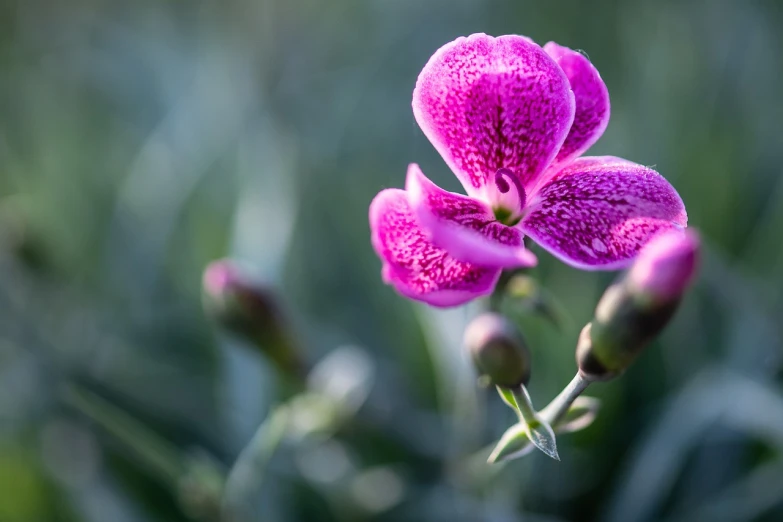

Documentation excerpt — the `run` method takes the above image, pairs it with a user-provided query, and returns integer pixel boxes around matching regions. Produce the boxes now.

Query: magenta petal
[542,43,611,175]
[520,157,687,270]
[405,164,537,268]
[369,188,500,307]
[413,33,575,197]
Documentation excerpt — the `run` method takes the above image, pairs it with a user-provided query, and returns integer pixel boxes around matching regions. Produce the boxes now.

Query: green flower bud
[202,259,304,377]
[464,313,531,388]
[577,230,700,381]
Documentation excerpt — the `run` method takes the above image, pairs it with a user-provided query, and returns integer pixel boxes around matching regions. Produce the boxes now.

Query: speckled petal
[405,164,537,268]
[542,42,610,176]
[369,188,500,307]
[413,33,575,198]
[520,157,687,270]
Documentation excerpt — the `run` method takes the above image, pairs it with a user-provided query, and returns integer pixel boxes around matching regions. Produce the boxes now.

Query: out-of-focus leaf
[606,369,783,522]
[488,424,534,463]
[0,444,78,522]
[503,274,571,330]
[556,396,601,435]
[307,345,374,417]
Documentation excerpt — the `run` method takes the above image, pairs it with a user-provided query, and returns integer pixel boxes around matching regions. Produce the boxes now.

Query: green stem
[510,385,538,426]
[539,372,591,426]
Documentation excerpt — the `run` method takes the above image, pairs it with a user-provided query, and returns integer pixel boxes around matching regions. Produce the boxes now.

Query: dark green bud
[464,313,531,387]
[576,287,680,380]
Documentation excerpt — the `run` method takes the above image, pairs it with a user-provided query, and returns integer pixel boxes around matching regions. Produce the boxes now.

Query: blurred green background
[2,0,783,520]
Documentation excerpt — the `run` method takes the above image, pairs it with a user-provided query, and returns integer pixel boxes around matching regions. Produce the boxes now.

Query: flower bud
[577,230,700,380]
[203,259,304,377]
[627,229,700,303]
[464,313,531,388]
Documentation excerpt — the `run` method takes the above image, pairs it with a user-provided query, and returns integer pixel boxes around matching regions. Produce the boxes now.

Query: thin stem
[221,405,290,522]
[539,372,591,426]
[510,385,538,426]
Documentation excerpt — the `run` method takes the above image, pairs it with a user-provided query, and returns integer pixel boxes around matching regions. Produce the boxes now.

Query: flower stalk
[221,405,291,522]
[539,372,592,426]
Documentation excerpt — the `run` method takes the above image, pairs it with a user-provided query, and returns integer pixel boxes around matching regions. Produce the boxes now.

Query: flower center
[491,168,526,226]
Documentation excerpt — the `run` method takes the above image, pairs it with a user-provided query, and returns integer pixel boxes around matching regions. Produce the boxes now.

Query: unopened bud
[577,230,700,380]
[464,313,531,388]
[627,229,699,303]
[202,259,303,377]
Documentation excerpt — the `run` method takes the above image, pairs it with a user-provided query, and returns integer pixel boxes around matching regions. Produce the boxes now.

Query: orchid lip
[492,168,526,226]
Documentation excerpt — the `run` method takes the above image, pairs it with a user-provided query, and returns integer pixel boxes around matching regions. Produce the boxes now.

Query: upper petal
[405,164,537,268]
[413,33,575,198]
[541,43,611,178]
[520,156,687,270]
[369,188,500,307]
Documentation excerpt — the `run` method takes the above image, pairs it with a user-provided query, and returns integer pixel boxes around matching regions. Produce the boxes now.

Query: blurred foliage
[1,0,783,521]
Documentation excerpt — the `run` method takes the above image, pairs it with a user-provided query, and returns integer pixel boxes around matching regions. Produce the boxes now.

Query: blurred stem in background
[201,259,380,520]
[62,384,225,522]
[221,405,290,522]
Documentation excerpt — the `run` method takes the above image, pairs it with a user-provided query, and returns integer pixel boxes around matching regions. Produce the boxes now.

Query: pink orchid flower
[369,33,687,307]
